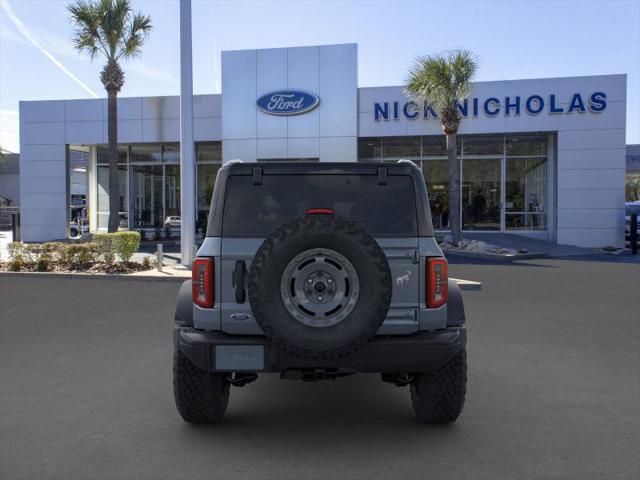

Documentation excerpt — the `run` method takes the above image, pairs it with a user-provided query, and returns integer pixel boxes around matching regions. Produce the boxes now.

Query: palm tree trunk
[107,90,120,233]
[447,132,462,245]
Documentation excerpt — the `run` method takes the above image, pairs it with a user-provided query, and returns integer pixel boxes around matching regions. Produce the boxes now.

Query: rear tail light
[192,258,214,308]
[426,258,448,308]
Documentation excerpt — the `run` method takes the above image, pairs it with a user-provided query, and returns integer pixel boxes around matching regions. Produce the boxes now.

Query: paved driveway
[1,258,639,480]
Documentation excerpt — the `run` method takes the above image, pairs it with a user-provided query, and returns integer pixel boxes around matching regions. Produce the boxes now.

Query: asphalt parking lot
[1,257,639,480]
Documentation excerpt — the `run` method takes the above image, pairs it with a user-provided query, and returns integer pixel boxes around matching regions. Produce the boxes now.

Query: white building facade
[19,43,627,247]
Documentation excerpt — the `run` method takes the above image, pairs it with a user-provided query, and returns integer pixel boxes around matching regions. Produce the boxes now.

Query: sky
[1,0,638,153]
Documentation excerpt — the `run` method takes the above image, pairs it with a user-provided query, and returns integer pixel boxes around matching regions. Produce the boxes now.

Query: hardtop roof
[222,161,422,176]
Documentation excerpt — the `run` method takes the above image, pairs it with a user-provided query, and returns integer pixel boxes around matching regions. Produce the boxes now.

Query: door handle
[233,260,246,304]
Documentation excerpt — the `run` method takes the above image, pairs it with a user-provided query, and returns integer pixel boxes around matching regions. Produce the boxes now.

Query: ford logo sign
[256,90,320,116]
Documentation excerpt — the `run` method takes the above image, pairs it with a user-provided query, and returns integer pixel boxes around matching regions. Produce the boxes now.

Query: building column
[179,0,195,266]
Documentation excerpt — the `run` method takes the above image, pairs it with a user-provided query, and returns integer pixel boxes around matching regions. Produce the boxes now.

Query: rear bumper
[175,326,466,374]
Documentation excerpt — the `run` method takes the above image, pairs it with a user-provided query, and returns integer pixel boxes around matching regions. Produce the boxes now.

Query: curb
[443,249,550,262]
[450,277,482,291]
[0,270,187,283]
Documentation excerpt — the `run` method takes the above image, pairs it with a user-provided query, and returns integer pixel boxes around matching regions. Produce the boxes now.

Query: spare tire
[248,214,391,359]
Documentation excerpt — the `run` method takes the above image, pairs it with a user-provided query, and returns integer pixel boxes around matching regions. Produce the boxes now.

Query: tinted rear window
[222,174,418,236]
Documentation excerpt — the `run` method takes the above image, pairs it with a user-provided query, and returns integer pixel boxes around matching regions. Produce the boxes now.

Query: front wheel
[173,349,230,424]
[410,348,467,424]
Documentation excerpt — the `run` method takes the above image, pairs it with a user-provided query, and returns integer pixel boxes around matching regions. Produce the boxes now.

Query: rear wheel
[173,349,230,424]
[410,348,467,424]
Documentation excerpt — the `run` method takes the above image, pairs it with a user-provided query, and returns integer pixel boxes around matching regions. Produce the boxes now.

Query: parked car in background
[164,216,181,229]
[625,201,640,247]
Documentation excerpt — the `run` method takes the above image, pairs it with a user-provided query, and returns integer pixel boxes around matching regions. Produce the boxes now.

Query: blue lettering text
[589,92,607,112]
[525,95,545,114]
[483,97,500,116]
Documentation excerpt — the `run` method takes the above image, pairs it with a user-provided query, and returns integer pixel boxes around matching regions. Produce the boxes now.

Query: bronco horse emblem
[396,270,411,287]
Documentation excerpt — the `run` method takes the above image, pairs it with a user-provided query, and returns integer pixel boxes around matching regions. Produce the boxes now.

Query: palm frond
[118,12,152,60]
[68,0,107,59]
[405,49,479,114]
[68,0,151,64]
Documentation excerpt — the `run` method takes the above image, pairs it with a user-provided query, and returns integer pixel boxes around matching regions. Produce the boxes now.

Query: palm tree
[68,0,152,232]
[405,50,478,245]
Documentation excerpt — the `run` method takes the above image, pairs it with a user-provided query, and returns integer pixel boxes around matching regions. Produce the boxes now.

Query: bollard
[156,243,163,272]
[631,213,638,255]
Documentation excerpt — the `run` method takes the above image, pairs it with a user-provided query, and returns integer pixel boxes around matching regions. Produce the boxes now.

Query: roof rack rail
[226,159,244,165]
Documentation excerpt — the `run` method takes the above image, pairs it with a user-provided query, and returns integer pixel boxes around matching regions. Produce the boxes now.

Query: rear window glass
[222,174,418,236]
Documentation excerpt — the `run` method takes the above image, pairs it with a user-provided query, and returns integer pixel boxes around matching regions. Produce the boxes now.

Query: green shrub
[8,254,25,272]
[113,231,140,262]
[141,256,153,269]
[37,253,52,272]
[77,243,98,267]
[94,232,140,263]
[54,243,95,269]
[94,233,116,264]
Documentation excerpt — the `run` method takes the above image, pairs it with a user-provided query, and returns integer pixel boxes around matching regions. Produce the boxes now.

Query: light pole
[179,0,195,266]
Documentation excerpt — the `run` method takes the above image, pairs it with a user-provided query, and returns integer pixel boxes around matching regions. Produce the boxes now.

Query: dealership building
[19,43,627,247]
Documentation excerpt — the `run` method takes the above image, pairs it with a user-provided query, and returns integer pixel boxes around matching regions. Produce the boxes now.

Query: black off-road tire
[173,350,230,424]
[410,348,467,424]
[248,214,392,359]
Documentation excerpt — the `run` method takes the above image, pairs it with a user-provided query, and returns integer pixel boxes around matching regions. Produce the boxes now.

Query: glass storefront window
[505,157,547,230]
[97,164,128,229]
[462,158,501,230]
[358,133,549,232]
[93,142,225,235]
[358,138,382,162]
[164,164,181,221]
[97,145,127,164]
[130,164,163,229]
[382,136,421,160]
[505,213,547,230]
[163,144,180,163]
[196,143,222,162]
[131,144,162,163]
[506,134,547,156]
[421,160,449,229]
[421,136,448,157]
[69,148,89,228]
[462,135,503,156]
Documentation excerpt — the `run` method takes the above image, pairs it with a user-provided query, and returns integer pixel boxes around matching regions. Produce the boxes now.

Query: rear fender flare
[446,279,465,326]
[175,280,193,326]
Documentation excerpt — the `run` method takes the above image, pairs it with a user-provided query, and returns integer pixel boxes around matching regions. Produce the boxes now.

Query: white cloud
[129,62,179,85]
[0,110,19,153]
[0,0,99,98]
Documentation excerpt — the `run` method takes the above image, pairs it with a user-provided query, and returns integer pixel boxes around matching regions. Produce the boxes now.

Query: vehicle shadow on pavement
[174,373,464,437]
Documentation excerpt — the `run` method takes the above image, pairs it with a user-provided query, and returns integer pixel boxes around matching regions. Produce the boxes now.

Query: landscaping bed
[0,232,155,274]
[438,238,550,262]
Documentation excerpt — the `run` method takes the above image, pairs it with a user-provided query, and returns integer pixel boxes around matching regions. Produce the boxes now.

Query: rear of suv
[174,161,467,424]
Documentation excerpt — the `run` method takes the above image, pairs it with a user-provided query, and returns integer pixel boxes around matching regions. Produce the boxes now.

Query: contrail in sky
[0,0,99,98]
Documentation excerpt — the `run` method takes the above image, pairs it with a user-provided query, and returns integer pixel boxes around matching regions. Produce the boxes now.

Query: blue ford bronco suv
[173,161,467,424]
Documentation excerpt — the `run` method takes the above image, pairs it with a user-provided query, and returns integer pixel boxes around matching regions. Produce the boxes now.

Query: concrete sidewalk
[463,232,613,257]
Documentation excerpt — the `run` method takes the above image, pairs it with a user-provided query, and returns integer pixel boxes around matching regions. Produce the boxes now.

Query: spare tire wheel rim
[280,248,360,328]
